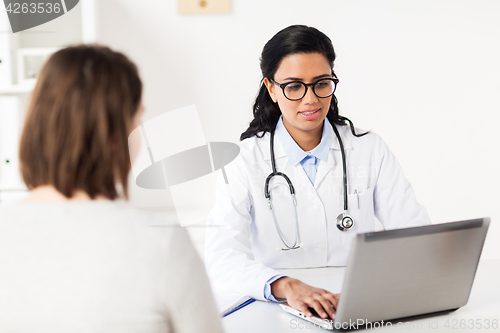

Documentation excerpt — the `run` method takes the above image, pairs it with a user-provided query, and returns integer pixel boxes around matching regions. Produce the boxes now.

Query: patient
[0,45,223,333]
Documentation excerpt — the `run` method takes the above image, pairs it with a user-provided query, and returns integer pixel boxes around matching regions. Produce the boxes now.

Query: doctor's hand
[271,277,339,320]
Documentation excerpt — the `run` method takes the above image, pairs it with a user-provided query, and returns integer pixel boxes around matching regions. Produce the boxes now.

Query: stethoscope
[264,122,354,251]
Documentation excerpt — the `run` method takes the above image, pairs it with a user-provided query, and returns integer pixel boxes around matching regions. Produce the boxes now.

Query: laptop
[280,218,490,330]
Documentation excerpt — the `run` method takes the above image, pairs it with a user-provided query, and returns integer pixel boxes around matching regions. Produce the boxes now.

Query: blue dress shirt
[263,117,332,302]
[275,116,332,185]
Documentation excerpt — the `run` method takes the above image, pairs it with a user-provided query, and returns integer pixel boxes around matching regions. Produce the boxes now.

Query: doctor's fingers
[294,294,336,319]
[294,301,314,318]
[320,291,339,309]
[307,299,331,319]
[312,293,337,319]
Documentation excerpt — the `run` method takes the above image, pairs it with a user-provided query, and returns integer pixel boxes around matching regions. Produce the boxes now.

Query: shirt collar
[275,116,332,166]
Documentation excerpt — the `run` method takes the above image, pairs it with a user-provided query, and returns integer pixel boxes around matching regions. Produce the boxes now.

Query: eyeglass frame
[269,74,339,101]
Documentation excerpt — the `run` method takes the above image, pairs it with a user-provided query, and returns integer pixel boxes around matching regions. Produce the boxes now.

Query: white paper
[213,289,253,315]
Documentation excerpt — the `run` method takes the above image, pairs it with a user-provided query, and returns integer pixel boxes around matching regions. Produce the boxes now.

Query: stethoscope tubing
[331,123,348,211]
[264,122,353,250]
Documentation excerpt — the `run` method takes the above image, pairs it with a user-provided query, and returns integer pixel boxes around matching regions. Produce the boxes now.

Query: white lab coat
[205,123,430,301]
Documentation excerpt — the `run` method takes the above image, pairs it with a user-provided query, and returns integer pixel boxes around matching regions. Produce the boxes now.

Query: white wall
[97,0,500,259]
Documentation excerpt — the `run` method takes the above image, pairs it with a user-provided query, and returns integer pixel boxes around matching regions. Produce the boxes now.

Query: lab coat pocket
[347,186,375,231]
[341,187,376,249]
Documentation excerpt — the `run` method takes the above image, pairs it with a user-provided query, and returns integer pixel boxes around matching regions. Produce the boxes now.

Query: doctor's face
[264,52,333,138]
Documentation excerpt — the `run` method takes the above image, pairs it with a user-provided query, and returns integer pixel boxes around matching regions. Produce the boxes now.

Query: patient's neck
[23,185,107,203]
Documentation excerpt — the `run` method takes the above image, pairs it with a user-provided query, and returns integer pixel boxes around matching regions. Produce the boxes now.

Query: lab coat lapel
[314,124,352,188]
[314,150,336,188]
[264,131,314,189]
[262,132,287,163]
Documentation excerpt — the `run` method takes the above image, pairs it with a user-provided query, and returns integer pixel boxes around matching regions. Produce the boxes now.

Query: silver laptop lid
[335,218,490,325]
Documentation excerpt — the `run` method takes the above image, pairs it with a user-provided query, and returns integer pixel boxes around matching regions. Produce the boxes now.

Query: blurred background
[1,0,499,259]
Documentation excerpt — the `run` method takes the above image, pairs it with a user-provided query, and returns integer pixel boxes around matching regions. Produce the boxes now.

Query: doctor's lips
[299,108,320,120]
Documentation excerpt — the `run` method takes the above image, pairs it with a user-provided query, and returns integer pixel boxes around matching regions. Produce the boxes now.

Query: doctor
[205,25,430,320]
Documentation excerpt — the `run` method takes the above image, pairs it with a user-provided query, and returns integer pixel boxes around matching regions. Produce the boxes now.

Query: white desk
[223,259,500,332]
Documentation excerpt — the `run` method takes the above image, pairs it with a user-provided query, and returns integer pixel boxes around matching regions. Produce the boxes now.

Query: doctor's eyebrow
[283,74,333,81]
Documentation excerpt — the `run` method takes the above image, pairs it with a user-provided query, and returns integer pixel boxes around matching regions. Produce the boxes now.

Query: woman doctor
[205,25,430,320]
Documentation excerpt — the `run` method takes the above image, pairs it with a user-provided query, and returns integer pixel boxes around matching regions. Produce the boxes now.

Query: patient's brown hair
[19,45,142,199]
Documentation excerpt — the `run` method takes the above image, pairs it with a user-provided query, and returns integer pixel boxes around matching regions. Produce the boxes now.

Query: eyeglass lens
[284,79,335,100]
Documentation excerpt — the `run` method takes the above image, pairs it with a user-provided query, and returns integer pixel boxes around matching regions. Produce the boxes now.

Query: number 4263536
[444,319,498,330]
[6,2,62,14]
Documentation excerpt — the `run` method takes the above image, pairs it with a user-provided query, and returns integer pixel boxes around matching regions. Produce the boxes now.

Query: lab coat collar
[314,122,354,187]
[275,117,331,166]
[262,131,286,161]
[262,119,353,162]
[329,122,353,151]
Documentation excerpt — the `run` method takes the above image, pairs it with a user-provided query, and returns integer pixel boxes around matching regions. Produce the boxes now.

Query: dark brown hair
[19,45,142,199]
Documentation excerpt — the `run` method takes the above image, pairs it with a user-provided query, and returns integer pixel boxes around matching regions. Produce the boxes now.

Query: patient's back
[0,200,223,333]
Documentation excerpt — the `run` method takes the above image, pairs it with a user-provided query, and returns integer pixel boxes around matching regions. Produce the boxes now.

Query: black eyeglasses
[270,75,339,101]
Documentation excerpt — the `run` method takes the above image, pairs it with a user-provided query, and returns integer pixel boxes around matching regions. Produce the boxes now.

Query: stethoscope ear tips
[336,213,354,232]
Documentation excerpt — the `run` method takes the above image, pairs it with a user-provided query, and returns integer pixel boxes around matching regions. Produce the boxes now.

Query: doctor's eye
[315,80,331,88]
[285,82,304,91]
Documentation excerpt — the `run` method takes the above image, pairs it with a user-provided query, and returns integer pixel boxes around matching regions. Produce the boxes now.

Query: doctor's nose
[302,86,319,104]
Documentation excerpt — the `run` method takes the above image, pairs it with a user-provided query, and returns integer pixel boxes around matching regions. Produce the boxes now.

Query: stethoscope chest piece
[336,212,354,232]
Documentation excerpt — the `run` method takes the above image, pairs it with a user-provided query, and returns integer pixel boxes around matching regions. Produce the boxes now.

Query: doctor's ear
[263,78,278,103]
